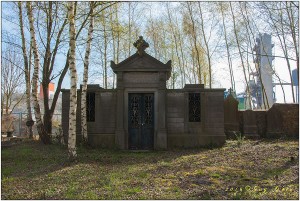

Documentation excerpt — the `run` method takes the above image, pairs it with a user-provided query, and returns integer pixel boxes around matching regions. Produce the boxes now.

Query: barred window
[189,93,201,122]
[87,92,95,122]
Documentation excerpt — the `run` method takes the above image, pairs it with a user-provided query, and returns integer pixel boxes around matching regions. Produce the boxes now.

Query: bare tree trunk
[280,29,296,103]
[178,33,187,86]
[1,47,25,137]
[264,2,296,103]
[273,71,287,103]
[190,42,197,84]
[68,1,77,161]
[40,1,54,139]
[128,2,132,57]
[198,2,212,88]
[103,11,108,89]
[115,4,120,88]
[187,2,202,84]
[229,2,252,109]
[18,2,33,138]
[244,2,286,103]
[26,2,50,143]
[279,3,295,102]
[28,41,34,136]
[110,5,116,89]
[239,2,270,109]
[81,2,94,142]
[220,2,235,91]
[166,3,184,88]
[273,3,295,103]
[172,8,187,86]
[285,2,299,83]
[23,2,99,144]
[171,46,175,89]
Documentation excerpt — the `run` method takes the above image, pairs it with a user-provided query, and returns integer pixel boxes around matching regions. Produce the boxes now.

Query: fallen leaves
[1,139,299,199]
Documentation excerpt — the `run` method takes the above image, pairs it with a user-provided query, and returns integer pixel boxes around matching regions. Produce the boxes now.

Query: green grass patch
[1,139,299,200]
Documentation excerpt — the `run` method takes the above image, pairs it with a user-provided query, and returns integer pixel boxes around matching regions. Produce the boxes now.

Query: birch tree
[26,2,49,143]
[20,2,105,144]
[81,2,95,142]
[68,1,77,160]
[18,1,33,138]
[25,2,69,143]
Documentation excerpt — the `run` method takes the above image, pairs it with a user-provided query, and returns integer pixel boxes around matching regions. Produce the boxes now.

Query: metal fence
[3,113,61,137]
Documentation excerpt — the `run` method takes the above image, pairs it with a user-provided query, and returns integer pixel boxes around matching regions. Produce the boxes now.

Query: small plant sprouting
[234,131,245,148]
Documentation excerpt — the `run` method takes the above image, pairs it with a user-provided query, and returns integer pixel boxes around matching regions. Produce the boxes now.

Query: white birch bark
[26,2,45,138]
[68,2,78,160]
[18,2,33,138]
[81,3,94,142]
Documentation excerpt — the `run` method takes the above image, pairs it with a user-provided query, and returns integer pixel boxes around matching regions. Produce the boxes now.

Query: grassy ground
[1,139,299,199]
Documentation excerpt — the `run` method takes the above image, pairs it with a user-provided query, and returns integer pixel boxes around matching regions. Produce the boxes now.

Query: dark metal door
[128,93,154,150]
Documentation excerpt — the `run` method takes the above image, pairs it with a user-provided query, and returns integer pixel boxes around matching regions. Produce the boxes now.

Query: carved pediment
[111,36,172,80]
[111,52,171,73]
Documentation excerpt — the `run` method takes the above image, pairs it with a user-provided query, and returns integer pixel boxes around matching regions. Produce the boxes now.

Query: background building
[39,82,55,100]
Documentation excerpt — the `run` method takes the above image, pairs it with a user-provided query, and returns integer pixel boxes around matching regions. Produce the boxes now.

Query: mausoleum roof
[111,52,171,73]
[111,36,171,75]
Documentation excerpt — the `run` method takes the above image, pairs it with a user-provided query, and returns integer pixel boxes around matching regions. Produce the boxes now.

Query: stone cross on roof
[133,36,149,56]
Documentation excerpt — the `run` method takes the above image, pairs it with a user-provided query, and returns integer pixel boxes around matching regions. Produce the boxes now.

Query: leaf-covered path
[1,139,298,199]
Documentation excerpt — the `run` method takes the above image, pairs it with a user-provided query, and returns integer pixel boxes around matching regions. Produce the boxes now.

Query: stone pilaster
[115,73,126,149]
[156,73,167,149]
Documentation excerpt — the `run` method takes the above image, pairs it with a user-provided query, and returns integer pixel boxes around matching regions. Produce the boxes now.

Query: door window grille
[189,93,201,122]
[87,92,95,122]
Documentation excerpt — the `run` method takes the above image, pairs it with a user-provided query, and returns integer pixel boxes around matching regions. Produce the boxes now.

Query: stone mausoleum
[61,36,226,150]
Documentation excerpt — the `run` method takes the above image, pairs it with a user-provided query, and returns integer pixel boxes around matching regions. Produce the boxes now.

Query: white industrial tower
[252,33,275,109]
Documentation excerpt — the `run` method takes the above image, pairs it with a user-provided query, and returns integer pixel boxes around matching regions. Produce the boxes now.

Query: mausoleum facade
[61,37,226,149]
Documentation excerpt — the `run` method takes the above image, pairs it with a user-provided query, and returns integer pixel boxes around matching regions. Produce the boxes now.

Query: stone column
[115,72,126,149]
[156,72,167,149]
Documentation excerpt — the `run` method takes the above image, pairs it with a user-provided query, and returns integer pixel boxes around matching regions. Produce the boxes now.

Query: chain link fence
[1,112,61,137]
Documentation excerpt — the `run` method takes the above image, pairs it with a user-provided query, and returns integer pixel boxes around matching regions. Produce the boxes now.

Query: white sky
[1,2,298,104]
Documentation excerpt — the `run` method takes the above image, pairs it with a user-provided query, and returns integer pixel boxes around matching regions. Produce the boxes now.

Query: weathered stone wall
[123,72,160,88]
[61,86,117,147]
[166,90,185,147]
[255,111,267,138]
[224,94,239,138]
[61,89,82,143]
[203,91,226,146]
[266,103,299,138]
[166,88,226,148]
[61,42,228,149]
[88,90,116,147]
[240,110,267,139]
[243,110,259,138]
[236,104,298,138]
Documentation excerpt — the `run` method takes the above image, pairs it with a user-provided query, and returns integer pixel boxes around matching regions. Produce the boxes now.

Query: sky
[1,1,298,104]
